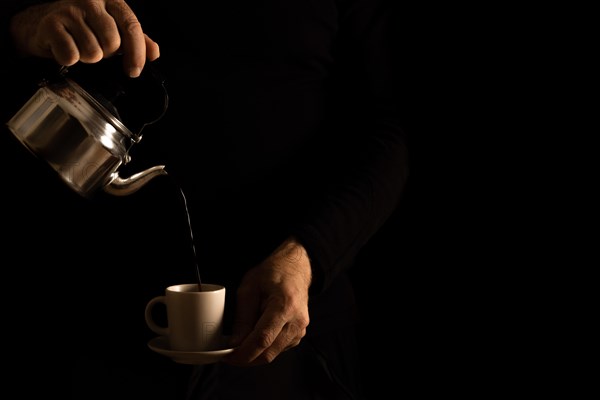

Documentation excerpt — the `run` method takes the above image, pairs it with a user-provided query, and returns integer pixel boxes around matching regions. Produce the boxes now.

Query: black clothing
[132,0,407,295]
[1,1,407,399]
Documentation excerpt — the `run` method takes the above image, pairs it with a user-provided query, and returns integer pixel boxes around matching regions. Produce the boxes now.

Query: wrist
[278,237,312,287]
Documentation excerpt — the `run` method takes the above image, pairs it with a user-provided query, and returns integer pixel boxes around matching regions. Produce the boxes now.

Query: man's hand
[226,237,312,366]
[8,0,159,77]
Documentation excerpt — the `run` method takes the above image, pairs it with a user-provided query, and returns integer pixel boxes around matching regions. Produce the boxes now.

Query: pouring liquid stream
[176,184,202,292]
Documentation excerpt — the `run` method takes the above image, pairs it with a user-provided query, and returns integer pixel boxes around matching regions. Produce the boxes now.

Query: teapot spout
[103,165,168,196]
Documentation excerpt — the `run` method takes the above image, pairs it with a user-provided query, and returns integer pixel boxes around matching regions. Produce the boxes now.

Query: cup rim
[167,283,224,293]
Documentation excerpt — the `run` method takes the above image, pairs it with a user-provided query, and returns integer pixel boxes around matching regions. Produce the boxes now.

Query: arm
[292,0,408,293]
[227,0,407,365]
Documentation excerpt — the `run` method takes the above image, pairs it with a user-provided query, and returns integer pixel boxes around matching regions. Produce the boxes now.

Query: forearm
[291,0,407,294]
[293,117,408,294]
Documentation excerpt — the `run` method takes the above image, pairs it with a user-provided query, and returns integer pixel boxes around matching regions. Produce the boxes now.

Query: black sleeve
[291,0,409,293]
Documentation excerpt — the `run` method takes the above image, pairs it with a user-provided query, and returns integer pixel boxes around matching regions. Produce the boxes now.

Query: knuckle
[121,18,142,36]
[286,322,307,341]
[254,331,275,349]
[297,313,310,328]
[40,14,65,34]
[80,0,103,17]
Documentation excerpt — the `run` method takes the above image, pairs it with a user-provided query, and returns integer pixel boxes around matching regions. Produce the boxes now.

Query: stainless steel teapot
[6,58,168,198]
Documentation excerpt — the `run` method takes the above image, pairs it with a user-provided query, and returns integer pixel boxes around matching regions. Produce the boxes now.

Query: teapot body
[8,78,130,197]
[6,60,168,198]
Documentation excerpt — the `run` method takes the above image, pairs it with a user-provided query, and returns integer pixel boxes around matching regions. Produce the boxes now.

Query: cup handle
[145,296,168,337]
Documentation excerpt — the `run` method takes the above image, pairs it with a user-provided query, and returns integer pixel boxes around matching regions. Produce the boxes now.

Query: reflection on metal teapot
[5,57,169,198]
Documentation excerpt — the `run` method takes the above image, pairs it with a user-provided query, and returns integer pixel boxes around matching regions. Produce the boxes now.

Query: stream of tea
[173,179,203,292]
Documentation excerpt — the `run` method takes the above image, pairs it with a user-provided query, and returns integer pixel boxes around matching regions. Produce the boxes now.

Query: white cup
[145,283,226,352]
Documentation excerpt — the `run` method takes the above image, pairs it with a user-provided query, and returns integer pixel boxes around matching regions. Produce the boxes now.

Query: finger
[228,318,306,366]
[81,4,122,58]
[144,34,160,61]
[44,23,80,66]
[105,1,147,77]
[227,301,287,364]
[34,9,88,66]
[250,321,306,365]
[62,19,104,63]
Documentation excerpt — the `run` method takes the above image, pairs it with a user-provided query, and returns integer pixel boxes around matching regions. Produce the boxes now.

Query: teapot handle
[58,57,169,145]
[129,60,169,143]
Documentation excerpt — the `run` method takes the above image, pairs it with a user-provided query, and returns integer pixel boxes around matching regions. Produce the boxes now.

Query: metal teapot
[6,58,168,198]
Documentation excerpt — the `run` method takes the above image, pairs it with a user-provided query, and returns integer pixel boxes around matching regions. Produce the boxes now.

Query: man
[1,1,407,398]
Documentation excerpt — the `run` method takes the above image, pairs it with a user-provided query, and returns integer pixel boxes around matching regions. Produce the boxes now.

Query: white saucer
[148,336,235,365]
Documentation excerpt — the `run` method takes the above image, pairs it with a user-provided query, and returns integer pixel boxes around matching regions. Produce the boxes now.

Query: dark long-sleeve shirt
[132,0,408,291]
